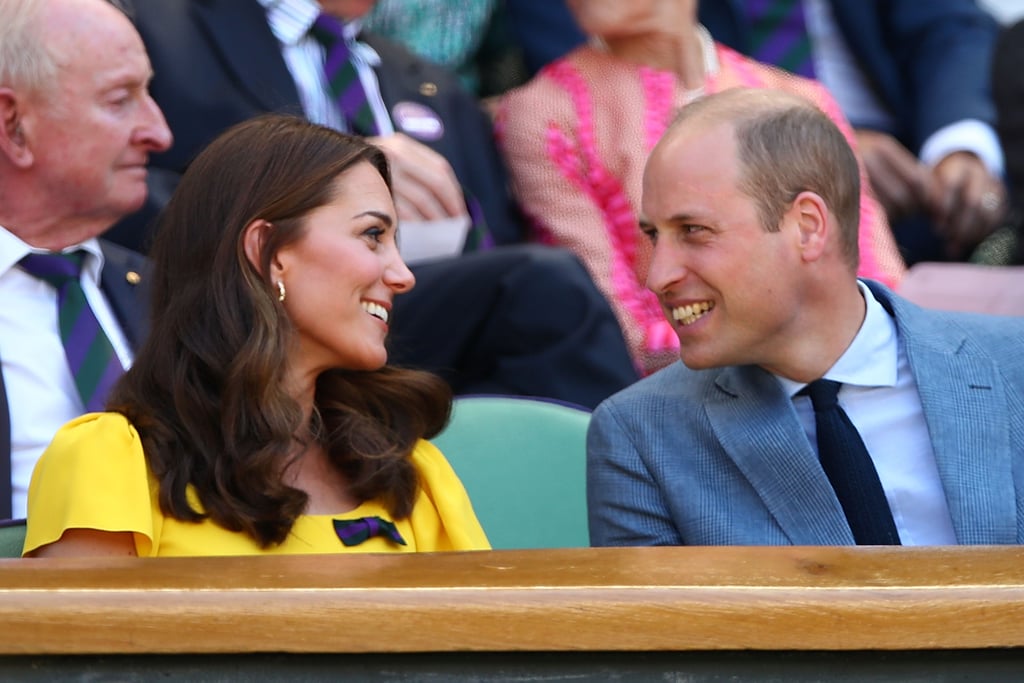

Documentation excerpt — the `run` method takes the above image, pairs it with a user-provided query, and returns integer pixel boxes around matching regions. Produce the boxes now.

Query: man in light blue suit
[587,87,1024,547]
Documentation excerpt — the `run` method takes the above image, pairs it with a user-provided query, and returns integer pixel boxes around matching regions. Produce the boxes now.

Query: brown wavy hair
[109,114,452,547]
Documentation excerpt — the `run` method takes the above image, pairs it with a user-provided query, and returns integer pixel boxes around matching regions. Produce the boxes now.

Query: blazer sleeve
[586,400,684,547]
[881,0,1000,150]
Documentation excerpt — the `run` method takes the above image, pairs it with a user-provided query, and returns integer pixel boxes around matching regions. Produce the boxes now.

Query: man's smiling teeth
[361,301,389,323]
[671,301,713,326]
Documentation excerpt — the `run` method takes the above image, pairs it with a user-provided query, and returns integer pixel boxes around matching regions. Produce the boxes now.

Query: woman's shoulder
[410,438,476,494]
[408,438,453,476]
[33,412,146,484]
[48,411,141,453]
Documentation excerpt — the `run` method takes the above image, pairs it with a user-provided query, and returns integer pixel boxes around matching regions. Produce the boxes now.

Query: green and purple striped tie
[746,0,816,78]
[20,251,124,413]
[311,14,379,136]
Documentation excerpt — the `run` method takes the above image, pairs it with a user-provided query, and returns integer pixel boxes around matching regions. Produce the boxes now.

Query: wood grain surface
[2,545,1022,654]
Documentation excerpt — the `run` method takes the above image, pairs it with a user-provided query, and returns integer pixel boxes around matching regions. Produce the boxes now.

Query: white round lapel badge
[392,101,444,141]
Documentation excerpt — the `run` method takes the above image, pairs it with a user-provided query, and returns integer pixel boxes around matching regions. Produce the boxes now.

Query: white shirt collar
[776,280,899,397]
[258,0,370,58]
[0,225,105,284]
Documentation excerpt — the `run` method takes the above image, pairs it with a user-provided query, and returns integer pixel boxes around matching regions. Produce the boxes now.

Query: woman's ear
[242,218,273,275]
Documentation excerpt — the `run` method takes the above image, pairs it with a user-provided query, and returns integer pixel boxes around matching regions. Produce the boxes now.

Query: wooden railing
[2,546,1023,679]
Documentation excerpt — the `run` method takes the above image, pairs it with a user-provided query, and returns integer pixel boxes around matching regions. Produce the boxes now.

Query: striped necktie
[310,14,380,136]
[19,251,124,413]
[745,0,816,78]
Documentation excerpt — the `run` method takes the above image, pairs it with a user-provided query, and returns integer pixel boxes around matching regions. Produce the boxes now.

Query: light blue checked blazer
[587,281,1024,546]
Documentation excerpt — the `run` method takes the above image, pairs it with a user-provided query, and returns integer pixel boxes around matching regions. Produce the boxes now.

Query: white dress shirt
[257,0,394,134]
[775,282,958,545]
[0,226,133,518]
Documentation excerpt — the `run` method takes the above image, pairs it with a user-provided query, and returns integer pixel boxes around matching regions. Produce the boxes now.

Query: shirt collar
[259,0,365,47]
[776,280,900,397]
[0,224,105,283]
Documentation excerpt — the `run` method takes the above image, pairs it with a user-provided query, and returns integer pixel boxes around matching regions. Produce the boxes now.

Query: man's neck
[0,208,111,252]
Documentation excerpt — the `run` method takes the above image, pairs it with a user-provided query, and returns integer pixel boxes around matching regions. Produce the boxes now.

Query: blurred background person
[699,0,1009,265]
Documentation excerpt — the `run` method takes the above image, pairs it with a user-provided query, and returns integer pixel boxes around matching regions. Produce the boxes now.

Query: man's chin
[113,187,149,216]
[677,350,722,371]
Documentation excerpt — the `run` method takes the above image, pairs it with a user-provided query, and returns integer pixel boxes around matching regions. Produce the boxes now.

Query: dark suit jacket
[699,0,1000,155]
[107,0,522,252]
[0,240,150,518]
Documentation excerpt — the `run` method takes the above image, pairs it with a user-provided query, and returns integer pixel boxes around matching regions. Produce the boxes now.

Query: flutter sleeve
[23,412,159,556]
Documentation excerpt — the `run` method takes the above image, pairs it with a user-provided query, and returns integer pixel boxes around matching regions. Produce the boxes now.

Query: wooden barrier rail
[2,545,1024,680]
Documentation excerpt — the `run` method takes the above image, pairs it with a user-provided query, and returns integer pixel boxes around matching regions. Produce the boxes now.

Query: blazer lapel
[99,243,150,352]
[193,0,301,112]
[904,326,1016,544]
[706,366,855,545]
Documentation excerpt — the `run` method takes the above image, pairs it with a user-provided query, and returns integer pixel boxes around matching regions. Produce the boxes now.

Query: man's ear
[791,191,829,262]
[0,88,33,168]
[242,218,274,275]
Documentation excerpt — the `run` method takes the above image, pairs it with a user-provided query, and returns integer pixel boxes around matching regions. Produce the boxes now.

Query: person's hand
[930,151,1007,259]
[367,133,467,221]
[855,129,937,223]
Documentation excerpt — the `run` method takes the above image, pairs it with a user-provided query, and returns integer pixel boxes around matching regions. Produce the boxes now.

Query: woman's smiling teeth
[361,301,389,323]
[671,301,713,326]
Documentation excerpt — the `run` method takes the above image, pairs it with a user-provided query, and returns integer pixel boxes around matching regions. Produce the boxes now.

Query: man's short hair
[672,88,861,270]
[0,0,132,94]
[0,0,56,92]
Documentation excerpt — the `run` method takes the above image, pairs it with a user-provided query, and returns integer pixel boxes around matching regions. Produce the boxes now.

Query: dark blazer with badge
[0,240,150,518]
[107,0,523,251]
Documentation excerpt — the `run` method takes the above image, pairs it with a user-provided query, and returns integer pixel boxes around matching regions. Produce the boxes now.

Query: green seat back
[431,396,591,549]
[0,519,27,558]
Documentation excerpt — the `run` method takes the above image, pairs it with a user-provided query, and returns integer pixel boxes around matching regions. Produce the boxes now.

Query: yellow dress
[23,413,489,556]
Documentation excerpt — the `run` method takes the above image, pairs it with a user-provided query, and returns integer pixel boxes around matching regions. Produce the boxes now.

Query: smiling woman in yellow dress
[22,114,489,557]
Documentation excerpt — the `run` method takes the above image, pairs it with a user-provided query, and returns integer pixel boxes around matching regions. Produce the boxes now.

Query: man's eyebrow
[639,213,701,230]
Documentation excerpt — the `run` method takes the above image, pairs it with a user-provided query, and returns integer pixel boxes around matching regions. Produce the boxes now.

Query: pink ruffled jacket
[496,42,906,374]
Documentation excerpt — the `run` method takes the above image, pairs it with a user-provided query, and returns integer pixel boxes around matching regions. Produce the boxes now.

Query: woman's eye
[363,227,385,243]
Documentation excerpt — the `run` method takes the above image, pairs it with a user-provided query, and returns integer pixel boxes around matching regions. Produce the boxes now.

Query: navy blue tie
[802,380,900,545]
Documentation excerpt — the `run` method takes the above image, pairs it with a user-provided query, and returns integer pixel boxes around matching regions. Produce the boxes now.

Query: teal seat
[431,396,591,549]
[0,519,27,558]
